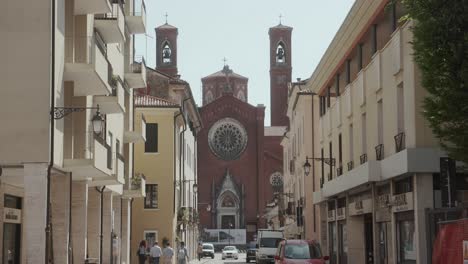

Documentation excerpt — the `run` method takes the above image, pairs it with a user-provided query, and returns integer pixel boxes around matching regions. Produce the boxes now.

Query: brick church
[196,23,293,242]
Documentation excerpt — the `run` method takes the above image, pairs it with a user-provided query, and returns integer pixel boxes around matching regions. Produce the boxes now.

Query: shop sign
[4,208,21,224]
[377,194,390,208]
[336,207,346,220]
[392,192,414,213]
[327,209,336,222]
[349,199,372,216]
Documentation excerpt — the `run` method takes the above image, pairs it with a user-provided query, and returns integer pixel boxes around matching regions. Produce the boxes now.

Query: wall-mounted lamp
[303,156,336,176]
[52,105,104,135]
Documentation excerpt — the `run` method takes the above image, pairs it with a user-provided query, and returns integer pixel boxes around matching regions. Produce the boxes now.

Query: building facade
[131,21,202,262]
[0,0,147,263]
[283,1,468,264]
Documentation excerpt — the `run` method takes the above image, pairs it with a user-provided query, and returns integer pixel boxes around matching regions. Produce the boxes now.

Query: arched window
[221,195,236,207]
[276,42,286,64]
[237,90,246,102]
[162,41,172,64]
[205,90,214,104]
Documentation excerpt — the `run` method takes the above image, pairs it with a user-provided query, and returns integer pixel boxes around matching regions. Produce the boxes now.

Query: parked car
[222,246,239,260]
[201,243,215,259]
[256,230,284,264]
[274,240,329,264]
[247,242,258,263]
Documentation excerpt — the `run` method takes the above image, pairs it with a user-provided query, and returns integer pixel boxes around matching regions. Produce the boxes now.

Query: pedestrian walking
[162,242,174,264]
[150,241,162,264]
[197,243,203,261]
[137,240,147,264]
[177,241,189,264]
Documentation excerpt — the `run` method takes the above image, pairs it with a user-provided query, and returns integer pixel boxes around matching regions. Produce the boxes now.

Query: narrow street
[191,253,248,264]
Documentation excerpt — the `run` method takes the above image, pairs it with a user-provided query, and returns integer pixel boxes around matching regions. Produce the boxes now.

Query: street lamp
[228,222,233,245]
[193,183,198,194]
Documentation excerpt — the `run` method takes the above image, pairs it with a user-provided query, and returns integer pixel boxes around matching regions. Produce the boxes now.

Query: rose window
[208,118,248,160]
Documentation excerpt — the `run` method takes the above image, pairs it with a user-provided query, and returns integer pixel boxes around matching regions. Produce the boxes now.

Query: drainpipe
[173,112,182,215]
[46,0,56,262]
[96,186,106,264]
[69,172,73,264]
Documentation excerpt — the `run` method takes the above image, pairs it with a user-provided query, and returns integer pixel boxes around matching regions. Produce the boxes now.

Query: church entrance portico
[214,169,244,229]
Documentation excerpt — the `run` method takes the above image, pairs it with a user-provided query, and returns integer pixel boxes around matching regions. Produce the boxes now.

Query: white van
[256,230,284,264]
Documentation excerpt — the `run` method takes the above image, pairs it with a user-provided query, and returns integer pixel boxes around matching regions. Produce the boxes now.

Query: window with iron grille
[145,184,158,209]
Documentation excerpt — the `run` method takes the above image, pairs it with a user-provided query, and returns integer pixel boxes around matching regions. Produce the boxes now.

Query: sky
[135,0,355,125]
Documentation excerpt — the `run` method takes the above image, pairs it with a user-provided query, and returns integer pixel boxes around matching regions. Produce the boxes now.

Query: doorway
[377,222,390,264]
[3,195,22,264]
[364,214,374,264]
[338,221,347,264]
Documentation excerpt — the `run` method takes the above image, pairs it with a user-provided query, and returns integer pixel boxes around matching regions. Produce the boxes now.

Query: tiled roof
[134,95,179,108]
[270,23,293,30]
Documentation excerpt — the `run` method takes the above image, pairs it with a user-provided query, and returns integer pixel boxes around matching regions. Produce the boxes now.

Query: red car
[274,239,329,264]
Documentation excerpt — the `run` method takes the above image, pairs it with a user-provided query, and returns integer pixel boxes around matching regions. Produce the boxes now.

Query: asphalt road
[191,253,251,264]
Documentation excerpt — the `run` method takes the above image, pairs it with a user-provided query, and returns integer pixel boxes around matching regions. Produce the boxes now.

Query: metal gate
[425,207,468,263]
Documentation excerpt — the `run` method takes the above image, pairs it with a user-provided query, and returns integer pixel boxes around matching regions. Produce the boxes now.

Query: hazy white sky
[135,0,355,125]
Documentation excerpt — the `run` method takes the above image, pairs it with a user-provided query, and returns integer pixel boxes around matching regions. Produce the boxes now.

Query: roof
[269,23,293,30]
[134,95,179,108]
[156,23,177,30]
[202,65,248,80]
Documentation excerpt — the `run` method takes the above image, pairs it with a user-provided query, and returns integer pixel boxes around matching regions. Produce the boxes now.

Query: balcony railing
[327,173,332,181]
[360,153,367,165]
[347,161,354,171]
[375,144,384,161]
[394,132,406,153]
[320,177,324,188]
[336,166,343,176]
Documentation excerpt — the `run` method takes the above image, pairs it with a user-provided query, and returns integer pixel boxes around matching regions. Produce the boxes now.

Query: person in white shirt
[162,242,174,264]
[150,242,162,264]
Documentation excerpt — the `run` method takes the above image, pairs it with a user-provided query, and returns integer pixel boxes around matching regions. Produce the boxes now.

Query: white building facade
[0,0,147,263]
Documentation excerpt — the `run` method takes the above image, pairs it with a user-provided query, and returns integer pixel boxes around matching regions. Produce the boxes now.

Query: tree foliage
[401,0,468,163]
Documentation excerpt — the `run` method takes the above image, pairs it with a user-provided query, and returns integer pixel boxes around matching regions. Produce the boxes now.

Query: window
[144,230,158,248]
[335,74,340,96]
[329,141,333,179]
[145,123,158,153]
[372,24,378,54]
[397,83,405,133]
[321,148,324,183]
[361,113,367,154]
[260,238,283,248]
[284,244,322,259]
[346,59,351,84]
[378,100,384,144]
[162,42,171,64]
[349,124,354,164]
[338,134,343,166]
[145,184,159,209]
[276,42,286,64]
[358,44,363,70]
[327,87,331,108]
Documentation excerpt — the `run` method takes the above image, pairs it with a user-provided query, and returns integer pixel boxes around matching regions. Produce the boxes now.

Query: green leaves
[403,0,468,163]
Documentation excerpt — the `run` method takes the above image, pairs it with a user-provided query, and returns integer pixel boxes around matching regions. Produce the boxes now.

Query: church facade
[197,23,293,242]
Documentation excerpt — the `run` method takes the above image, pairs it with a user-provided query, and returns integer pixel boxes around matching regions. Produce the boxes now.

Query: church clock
[208,118,248,160]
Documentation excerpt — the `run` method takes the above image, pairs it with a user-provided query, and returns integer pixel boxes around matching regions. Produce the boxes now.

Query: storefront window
[398,220,416,264]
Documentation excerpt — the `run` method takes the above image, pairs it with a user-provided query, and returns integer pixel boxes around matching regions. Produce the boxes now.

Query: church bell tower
[155,21,178,77]
[269,22,292,126]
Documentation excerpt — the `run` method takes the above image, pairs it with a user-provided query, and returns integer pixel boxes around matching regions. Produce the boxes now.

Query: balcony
[94,76,125,114]
[94,3,125,43]
[394,132,406,153]
[126,0,146,34]
[74,0,111,15]
[65,135,112,181]
[124,174,146,198]
[88,151,125,186]
[125,58,147,89]
[64,35,112,96]
[321,160,381,198]
[124,114,146,143]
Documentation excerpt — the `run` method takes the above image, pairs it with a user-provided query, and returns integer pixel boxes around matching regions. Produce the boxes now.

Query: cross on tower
[164,12,168,24]
[223,57,228,66]
[279,14,283,25]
